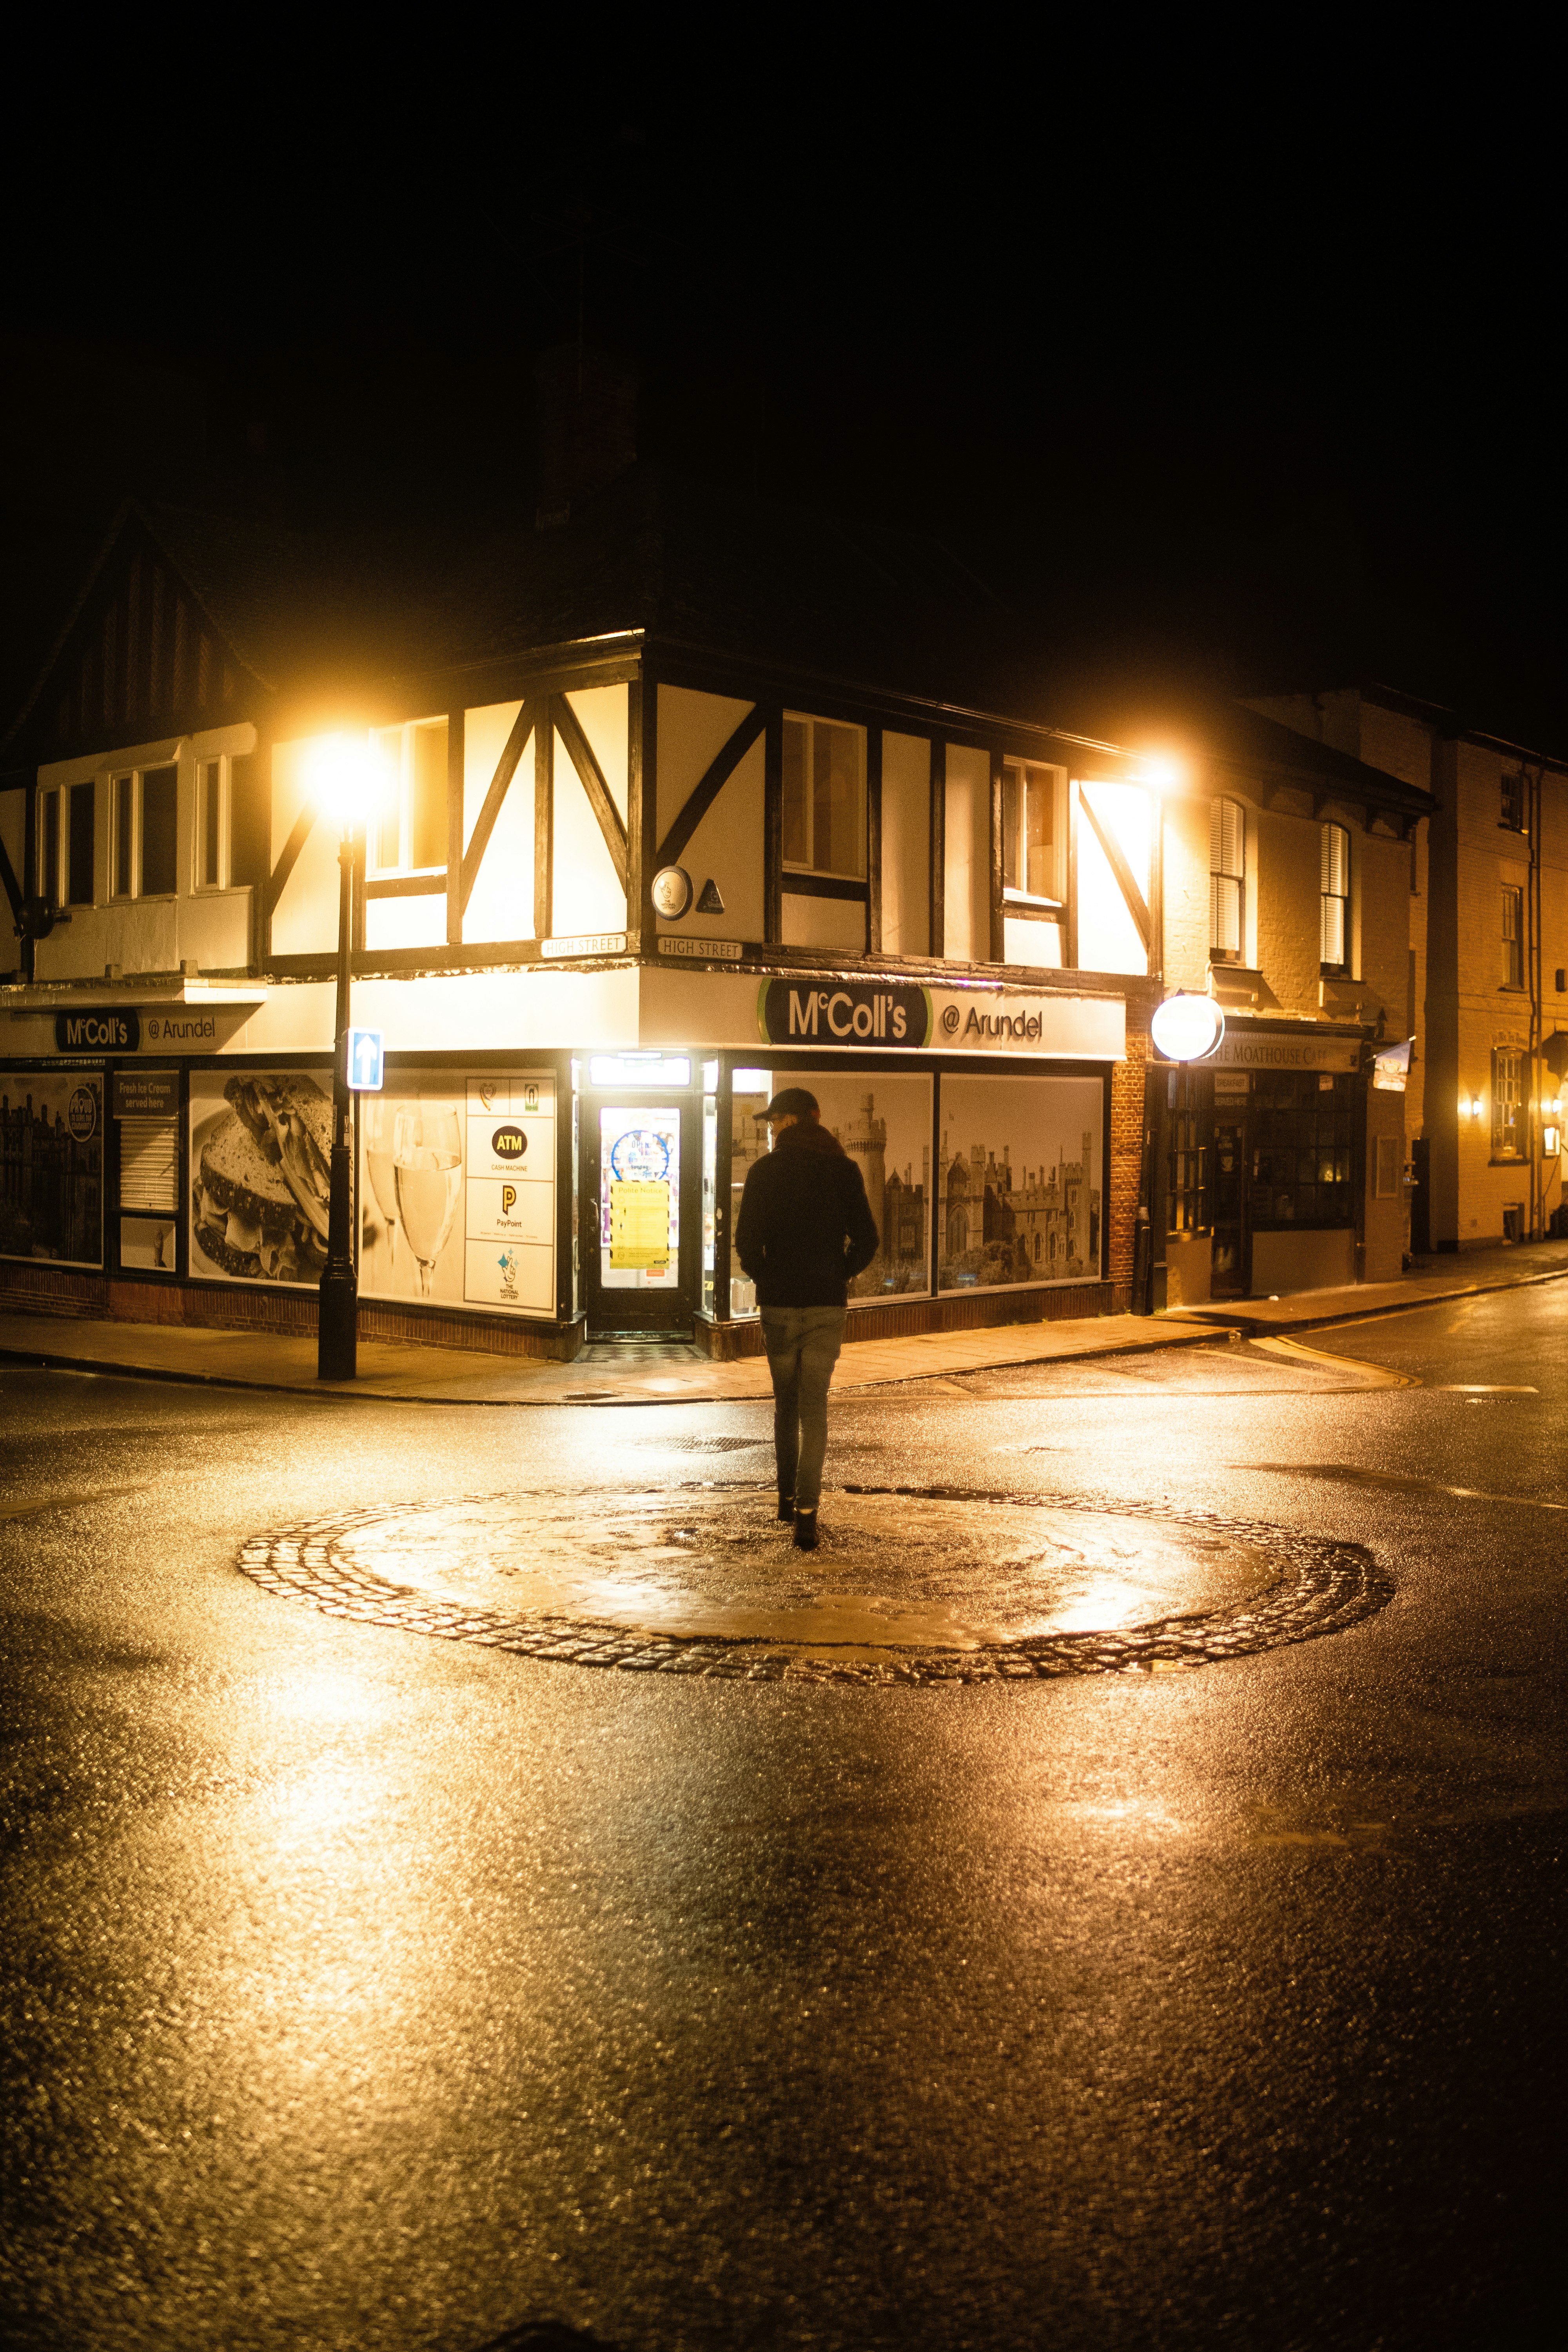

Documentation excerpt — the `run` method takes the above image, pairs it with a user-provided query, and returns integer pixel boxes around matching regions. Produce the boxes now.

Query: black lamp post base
[318,1136,358,1380]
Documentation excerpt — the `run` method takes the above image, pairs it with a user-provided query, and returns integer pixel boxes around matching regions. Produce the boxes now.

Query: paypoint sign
[758,979,931,1047]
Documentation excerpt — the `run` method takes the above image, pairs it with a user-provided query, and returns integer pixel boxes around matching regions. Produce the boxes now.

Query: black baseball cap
[761,1087,819,1121]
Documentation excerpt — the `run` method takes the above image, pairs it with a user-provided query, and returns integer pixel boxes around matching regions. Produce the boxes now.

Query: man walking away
[734,1088,879,1550]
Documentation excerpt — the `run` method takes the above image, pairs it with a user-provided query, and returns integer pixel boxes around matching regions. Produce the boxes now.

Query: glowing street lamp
[1150,991,1225,1063]
[311,735,386,1380]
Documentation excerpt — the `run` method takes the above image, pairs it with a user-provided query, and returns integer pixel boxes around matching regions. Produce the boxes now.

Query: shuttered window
[1320,822,1350,971]
[1501,886,1524,988]
[118,1116,180,1211]
[1209,797,1245,958]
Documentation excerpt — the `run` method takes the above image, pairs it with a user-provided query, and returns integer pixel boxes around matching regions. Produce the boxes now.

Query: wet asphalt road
[2,1287,1564,2351]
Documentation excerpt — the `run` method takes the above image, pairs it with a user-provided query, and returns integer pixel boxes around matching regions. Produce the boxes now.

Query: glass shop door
[582,1096,701,1337]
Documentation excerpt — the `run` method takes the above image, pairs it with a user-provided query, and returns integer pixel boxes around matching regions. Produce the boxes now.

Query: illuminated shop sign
[53,1009,140,1052]
[758,980,931,1047]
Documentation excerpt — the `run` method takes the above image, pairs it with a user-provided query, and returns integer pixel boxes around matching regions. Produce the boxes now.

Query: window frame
[1500,771,1526,832]
[780,711,867,883]
[194,755,232,892]
[1319,820,1350,976]
[1209,795,1246,963]
[1000,758,1066,906]
[1501,883,1525,991]
[1490,1046,1524,1158]
[103,764,178,901]
[368,716,450,877]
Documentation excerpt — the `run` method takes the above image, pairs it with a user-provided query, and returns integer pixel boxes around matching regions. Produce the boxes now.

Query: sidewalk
[3,1240,1564,1405]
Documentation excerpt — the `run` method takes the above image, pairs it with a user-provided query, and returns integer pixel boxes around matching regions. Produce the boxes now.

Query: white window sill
[1003,891,1063,911]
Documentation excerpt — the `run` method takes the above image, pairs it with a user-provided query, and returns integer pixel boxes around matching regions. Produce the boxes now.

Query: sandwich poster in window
[359,1072,555,1317]
[190,1071,334,1285]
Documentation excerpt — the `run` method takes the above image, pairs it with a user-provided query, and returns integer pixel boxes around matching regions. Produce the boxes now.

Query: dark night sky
[3,78,1561,750]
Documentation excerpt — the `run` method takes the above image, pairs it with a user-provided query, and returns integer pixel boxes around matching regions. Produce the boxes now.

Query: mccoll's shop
[0,962,1130,1357]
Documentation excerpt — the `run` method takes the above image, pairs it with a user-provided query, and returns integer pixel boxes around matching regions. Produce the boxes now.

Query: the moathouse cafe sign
[757,979,1056,1050]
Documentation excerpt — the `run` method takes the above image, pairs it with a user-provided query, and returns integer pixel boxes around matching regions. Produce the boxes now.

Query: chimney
[535,343,638,528]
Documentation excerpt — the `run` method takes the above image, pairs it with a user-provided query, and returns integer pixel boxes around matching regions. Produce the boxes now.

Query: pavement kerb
[0,1319,1230,1406]
[3,1255,1565,1405]
[1163,1258,1568,1341]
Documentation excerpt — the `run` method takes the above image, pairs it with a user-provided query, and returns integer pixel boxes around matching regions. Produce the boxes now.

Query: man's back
[735,1123,879,1307]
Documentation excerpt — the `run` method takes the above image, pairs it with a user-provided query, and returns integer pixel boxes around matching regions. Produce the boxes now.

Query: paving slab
[1166,1238,1568,1337]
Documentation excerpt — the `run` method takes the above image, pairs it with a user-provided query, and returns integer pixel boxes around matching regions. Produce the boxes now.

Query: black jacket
[735,1121,880,1308]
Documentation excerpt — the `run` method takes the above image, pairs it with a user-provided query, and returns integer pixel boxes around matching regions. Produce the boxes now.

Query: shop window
[108,766,177,899]
[1209,797,1245,960]
[1002,760,1064,901]
[196,758,230,888]
[1320,822,1350,973]
[1165,1067,1208,1235]
[370,717,449,873]
[1491,1047,1523,1157]
[1501,885,1524,989]
[1250,1071,1353,1228]
[37,782,95,907]
[782,714,864,880]
[1500,770,1526,831]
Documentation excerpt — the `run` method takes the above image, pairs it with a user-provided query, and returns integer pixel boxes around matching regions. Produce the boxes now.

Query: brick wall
[1108,1029,1146,1304]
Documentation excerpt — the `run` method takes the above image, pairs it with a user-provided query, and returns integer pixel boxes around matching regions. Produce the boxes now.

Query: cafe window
[109,765,178,899]
[370,716,449,874]
[1491,1047,1523,1157]
[37,781,96,907]
[782,714,864,880]
[1002,760,1064,901]
[1209,797,1245,960]
[1501,886,1524,989]
[1320,822,1350,973]
[1249,1071,1353,1229]
[1165,1067,1208,1235]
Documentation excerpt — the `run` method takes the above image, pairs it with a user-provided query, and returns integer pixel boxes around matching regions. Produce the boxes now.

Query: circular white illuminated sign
[1150,993,1225,1062]
[651,864,692,919]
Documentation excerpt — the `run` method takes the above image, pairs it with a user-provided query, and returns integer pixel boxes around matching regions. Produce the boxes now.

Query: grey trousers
[760,1305,846,1512]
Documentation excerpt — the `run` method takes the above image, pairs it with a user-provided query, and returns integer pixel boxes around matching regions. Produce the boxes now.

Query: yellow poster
[610,1179,670,1269]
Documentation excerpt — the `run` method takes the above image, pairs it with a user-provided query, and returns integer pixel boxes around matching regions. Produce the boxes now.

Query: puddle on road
[330,1487,1268,1655]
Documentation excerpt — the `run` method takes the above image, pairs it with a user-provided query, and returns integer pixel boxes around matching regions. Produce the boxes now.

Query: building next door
[1210,1083,1250,1298]
[582,1089,701,1338]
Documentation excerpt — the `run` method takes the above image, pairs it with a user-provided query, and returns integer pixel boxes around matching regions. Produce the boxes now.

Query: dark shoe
[793,1509,818,1552]
[777,1496,795,1523]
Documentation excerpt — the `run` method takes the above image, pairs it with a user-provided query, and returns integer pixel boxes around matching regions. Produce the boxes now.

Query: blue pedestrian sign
[346,1028,385,1092]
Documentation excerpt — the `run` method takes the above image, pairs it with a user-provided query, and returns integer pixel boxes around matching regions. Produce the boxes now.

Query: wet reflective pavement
[2,1299,1564,2349]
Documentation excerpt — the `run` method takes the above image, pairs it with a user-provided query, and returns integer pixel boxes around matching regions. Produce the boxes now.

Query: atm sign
[492,1124,528,1161]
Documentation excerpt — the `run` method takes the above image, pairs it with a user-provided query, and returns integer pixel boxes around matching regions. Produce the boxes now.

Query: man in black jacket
[734,1088,879,1550]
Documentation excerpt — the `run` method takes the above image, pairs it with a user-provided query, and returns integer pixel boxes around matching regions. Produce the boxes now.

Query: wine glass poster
[359,1072,556,1316]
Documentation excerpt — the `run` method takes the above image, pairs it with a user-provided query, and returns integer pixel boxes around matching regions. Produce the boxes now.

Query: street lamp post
[314,737,381,1382]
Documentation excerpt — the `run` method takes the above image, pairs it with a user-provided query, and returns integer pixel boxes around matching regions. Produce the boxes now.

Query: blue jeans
[760,1305,846,1512]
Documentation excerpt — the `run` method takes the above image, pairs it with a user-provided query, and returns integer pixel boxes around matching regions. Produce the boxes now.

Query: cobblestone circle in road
[236,1481,1394,1685]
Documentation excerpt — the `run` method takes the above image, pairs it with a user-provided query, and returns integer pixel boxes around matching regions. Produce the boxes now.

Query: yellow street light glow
[309,734,388,833]
[1137,756,1182,789]
[1150,992,1224,1062]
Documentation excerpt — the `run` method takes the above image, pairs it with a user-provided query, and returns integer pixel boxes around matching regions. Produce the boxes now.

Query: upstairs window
[1002,760,1064,900]
[109,765,177,899]
[782,714,864,879]
[1500,770,1526,831]
[1319,822,1350,972]
[197,757,230,889]
[1209,797,1245,960]
[1491,1047,1523,1156]
[1501,884,1524,989]
[370,717,449,873]
[37,781,95,907]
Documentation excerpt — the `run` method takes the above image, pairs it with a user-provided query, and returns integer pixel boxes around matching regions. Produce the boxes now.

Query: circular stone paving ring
[236,1482,1393,1686]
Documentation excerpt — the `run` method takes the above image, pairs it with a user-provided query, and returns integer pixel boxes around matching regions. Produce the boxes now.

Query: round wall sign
[1150,993,1225,1063]
[651,865,692,920]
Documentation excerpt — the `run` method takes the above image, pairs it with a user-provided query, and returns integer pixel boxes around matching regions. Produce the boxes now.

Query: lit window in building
[1209,797,1245,959]
[1320,822,1350,972]
[106,766,177,898]
[782,715,864,878]
[1165,1067,1208,1235]
[370,717,449,873]
[198,759,229,887]
[1491,1047,1523,1156]
[1501,885,1524,989]
[1002,760,1064,900]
